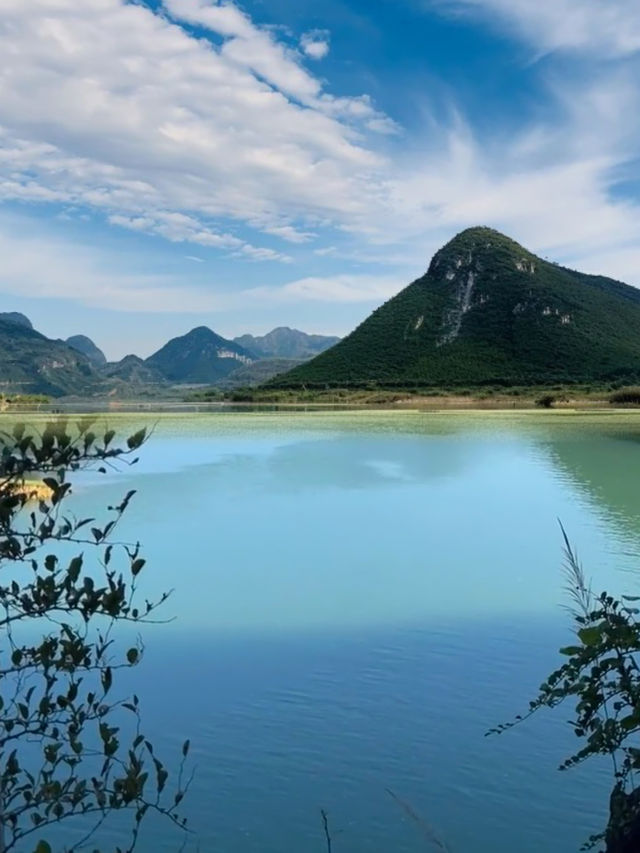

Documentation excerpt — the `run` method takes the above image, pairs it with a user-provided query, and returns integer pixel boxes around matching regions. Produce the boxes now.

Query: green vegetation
[146,326,254,384]
[0,313,32,330]
[65,335,107,367]
[493,530,640,852]
[183,381,626,409]
[270,227,640,390]
[217,357,304,388]
[609,388,640,406]
[0,316,339,399]
[0,318,97,397]
[103,354,166,387]
[0,394,50,407]
[0,421,189,851]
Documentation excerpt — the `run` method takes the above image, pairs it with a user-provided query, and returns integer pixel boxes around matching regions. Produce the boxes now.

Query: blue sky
[1,0,639,358]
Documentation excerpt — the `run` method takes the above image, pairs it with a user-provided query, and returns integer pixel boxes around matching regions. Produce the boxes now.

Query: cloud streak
[433,0,640,58]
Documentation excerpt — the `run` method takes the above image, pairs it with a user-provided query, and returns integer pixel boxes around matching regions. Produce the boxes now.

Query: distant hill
[219,357,304,388]
[146,326,254,383]
[66,335,107,366]
[234,327,340,359]
[270,227,640,388]
[0,312,33,330]
[0,318,96,396]
[104,354,166,385]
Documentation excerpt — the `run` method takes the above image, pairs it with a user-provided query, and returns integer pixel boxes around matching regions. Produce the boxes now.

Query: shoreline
[0,398,639,416]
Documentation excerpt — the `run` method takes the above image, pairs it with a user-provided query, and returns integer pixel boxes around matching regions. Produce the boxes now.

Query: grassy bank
[185,383,640,410]
[0,385,639,415]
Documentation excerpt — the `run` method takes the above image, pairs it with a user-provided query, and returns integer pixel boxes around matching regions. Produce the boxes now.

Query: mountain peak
[66,334,107,366]
[271,228,640,389]
[428,227,531,277]
[0,312,33,330]
[147,326,253,383]
[234,327,340,359]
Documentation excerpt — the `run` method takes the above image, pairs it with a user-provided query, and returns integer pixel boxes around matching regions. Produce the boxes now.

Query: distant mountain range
[234,327,340,359]
[6,225,640,397]
[0,321,340,396]
[270,227,640,388]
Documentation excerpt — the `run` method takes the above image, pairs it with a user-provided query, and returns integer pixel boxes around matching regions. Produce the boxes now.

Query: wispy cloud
[432,0,640,58]
[247,274,404,304]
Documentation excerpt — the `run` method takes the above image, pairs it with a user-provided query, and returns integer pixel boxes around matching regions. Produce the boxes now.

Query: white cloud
[381,71,640,262]
[248,274,403,304]
[0,0,392,260]
[163,0,322,103]
[434,0,640,58]
[1,0,640,313]
[300,30,330,60]
[107,211,292,261]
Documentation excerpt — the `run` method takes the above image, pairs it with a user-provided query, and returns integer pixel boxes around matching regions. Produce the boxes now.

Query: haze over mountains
[0,321,339,396]
[234,328,340,360]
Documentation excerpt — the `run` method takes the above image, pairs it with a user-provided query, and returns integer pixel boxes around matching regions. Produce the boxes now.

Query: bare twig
[386,789,452,852]
[320,808,332,853]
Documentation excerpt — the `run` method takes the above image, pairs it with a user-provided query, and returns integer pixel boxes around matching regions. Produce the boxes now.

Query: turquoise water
[40,412,640,851]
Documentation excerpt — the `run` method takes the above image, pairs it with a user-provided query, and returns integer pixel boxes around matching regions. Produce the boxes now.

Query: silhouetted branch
[386,789,452,852]
[320,808,332,853]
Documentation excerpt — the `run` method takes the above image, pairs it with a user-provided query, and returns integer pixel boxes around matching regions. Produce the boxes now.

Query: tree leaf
[577,626,601,646]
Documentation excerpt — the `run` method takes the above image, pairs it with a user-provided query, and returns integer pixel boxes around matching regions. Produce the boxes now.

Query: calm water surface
[43,412,640,852]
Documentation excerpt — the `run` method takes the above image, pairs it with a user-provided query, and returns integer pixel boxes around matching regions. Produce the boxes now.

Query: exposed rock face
[66,335,107,366]
[437,270,476,346]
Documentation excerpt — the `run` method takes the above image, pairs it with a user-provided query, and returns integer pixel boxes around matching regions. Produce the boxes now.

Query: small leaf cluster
[490,530,640,852]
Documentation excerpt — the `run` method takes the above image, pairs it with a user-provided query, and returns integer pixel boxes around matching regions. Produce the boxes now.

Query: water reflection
[37,412,640,853]
[61,413,640,635]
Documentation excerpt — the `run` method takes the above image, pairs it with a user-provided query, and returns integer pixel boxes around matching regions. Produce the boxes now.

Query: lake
[36,411,640,852]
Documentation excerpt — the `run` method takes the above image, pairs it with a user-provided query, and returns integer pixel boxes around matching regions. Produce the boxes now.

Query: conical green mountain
[270,227,640,388]
[146,326,254,383]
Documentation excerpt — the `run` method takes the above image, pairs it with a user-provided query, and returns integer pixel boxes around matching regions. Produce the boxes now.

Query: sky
[1,0,639,359]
